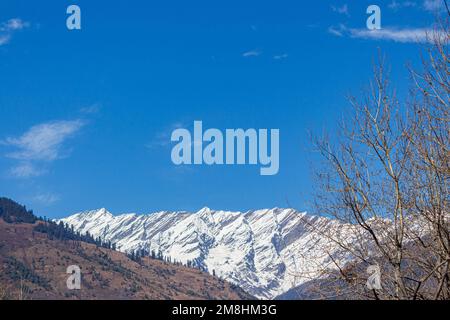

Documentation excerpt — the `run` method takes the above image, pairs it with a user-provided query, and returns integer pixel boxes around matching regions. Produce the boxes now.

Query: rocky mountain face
[60,208,355,299]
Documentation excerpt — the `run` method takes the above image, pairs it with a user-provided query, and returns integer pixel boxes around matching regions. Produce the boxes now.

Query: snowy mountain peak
[77,207,111,216]
[196,206,213,214]
[59,207,351,299]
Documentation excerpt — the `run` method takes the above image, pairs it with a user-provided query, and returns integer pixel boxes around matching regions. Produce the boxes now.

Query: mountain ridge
[0,197,253,300]
[60,207,354,299]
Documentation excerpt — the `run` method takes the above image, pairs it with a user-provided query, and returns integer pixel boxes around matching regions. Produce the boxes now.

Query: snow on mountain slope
[59,208,354,299]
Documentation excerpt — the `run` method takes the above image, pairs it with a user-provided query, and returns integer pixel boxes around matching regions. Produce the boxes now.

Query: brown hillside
[0,219,253,300]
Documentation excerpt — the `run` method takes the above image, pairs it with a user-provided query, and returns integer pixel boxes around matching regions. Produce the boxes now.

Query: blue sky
[0,0,445,218]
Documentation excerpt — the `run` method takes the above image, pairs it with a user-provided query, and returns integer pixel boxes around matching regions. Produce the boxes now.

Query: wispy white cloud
[0,18,30,46]
[10,163,45,178]
[388,1,417,10]
[423,0,445,12]
[1,120,85,178]
[273,53,289,60]
[0,34,11,46]
[387,0,447,12]
[349,27,442,43]
[328,24,347,37]
[80,103,101,115]
[33,193,60,205]
[242,49,262,57]
[147,121,189,149]
[2,120,85,161]
[328,24,445,43]
[0,18,29,31]
[331,4,350,16]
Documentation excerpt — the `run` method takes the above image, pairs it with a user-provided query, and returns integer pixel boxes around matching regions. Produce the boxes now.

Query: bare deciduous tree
[305,19,449,300]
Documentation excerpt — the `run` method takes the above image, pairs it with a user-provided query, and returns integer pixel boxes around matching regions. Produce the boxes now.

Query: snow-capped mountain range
[59,207,354,299]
